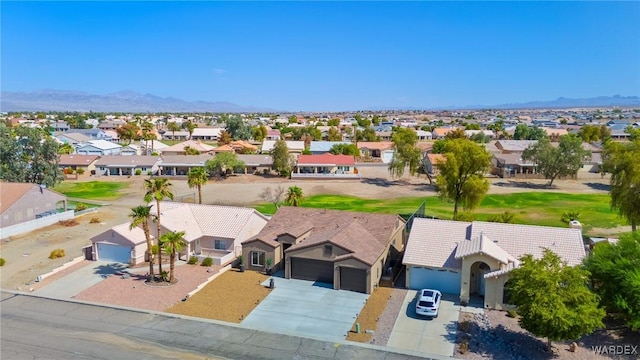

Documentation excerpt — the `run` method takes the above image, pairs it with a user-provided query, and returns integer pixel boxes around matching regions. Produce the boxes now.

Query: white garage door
[97,243,131,264]
[381,150,394,164]
[409,266,461,295]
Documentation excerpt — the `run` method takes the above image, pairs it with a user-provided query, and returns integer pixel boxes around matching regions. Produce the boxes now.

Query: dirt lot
[0,168,613,292]
[166,269,270,323]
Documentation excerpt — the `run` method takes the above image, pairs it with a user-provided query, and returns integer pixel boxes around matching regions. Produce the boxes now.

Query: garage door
[409,266,461,295]
[291,257,334,284]
[97,243,131,264]
[340,267,367,293]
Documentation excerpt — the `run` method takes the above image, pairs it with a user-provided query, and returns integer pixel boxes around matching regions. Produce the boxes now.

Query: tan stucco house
[1,183,67,228]
[403,218,585,310]
[90,222,151,265]
[241,207,406,294]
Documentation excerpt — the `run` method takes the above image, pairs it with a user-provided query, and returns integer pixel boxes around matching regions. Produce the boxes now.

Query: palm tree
[182,120,197,140]
[167,121,180,144]
[160,230,186,283]
[129,205,155,282]
[187,167,209,204]
[144,178,174,276]
[57,143,75,155]
[285,186,304,206]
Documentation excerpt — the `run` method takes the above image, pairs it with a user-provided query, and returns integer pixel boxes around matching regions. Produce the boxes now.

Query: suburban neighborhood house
[292,154,359,178]
[90,222,151,265]
[150,202,269,265]
[241,207,406,294]
[403,218,585,310]
[0,183,68,228]
[94,155,162,176]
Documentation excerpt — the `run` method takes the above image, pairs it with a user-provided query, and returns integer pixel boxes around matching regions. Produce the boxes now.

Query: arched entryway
[469,261,491,297]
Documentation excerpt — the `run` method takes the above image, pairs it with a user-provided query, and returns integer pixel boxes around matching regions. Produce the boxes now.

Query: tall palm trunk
[144,223,155,282]
[156,199,163,276]
[198,185,202,204]
[169,250,176,283]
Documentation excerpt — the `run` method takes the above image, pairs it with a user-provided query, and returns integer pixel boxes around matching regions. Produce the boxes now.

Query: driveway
[241,274,369,343]
[386,291,460,357]
[35,261,128,299]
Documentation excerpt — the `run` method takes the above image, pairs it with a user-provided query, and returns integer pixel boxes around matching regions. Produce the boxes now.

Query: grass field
[53,181,129,201]
[254,192,624,235]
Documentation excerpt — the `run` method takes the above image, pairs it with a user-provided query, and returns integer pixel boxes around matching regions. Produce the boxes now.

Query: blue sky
[2,1,639,111]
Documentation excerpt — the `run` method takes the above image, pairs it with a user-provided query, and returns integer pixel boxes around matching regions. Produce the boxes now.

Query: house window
[251,251,265,266]
[214,240,226,250]
[323,245,333,257]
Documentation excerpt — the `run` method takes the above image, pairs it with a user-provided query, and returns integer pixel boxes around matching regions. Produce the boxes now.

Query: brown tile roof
[58,155,100,166]
[426,153,446,165]
[243,207,403,266]
[161,140,215,153]
[357,142,394,151]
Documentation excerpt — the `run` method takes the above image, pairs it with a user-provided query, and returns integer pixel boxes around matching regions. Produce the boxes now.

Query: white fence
[36,255,85,282]
[0,210,75,239]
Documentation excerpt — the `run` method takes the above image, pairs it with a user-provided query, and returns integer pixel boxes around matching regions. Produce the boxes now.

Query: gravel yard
[74,264,221,311]
[457,310,640,360]
[346,287,408,346]
[166,269,270,323]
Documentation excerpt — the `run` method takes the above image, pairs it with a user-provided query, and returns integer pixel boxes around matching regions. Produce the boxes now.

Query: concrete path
[387,291,459,357]
[241,275,369,343]
[35,261,127,299]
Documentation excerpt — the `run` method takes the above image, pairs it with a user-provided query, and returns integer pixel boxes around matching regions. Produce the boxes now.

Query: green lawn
[254,192,624,235]
[53,181,129,201]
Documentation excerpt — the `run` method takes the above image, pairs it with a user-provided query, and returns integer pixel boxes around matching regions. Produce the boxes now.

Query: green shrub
[89,217,101,224]
[49,248,65,259]
[187,256,198,265]
[75,203,87,211]
[487,211,515,224]
[147,171,153,176]
[0,258,5,266]
[135,169,142,175]
[201,257,213,267]
[561,210,581,224]
[507,309,519,318]
[76,168,85,175]
[454,212,476,222]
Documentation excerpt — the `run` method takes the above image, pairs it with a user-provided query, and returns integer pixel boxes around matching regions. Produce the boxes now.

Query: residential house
[162,130,191,141]
[0,183,67,228]
[488,140,538,178]
[58,154,100,176]
[75,140,122,156]
[55,132,92,146]
[423,153,446,177]
[376,131,393,141]
[403,218,585,310]
[97,120,124,131]
[90,222,152,265]
[432,127,462,139]
[50,121,70,132]
[464,130,495,139]
[160,140,215,156]
[211,145,235,154]
[121,144,141,156]
[415,130,433,141]
[293,154,359,179]
[152,202,269,265]
[94,155,161,176]
[308,141,351,155]
[70,128,111,141]
[159,154,212,176]
[229,140,258,154]
[261,140,305,157]
[266,129,281,140]
[234,155,273,174]
[241,207,406,294]
[191,127,222,141]
[357,141,394,163]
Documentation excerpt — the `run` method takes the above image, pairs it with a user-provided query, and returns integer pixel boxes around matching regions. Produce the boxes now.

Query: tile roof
[261,140,305,152]
[357,141,394,151]
[91,222,151,246]
[296,154,355,166]
[95,155,162,167]
[161,140,215,153]
[57,132,92,143]
[151,202,268,243]
[0,183,66,214]
[58,155,100,166]
[159,154,213,166]
[403,218,585,270]
[236,154,273,166]
[309,141,351,152]
[81,140,122,150]
[212,144,234,152]
[243,207,403,266]
[426,153,446,165]
[495,140,538,152]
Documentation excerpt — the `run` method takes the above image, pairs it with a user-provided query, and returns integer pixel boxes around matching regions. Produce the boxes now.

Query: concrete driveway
[241,274,369,343]
[386,291,459,357]
[35,261,129,299]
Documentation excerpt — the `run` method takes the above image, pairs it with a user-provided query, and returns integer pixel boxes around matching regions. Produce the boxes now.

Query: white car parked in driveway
[415,289,442,317]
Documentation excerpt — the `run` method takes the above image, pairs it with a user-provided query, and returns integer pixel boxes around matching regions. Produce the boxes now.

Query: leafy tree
[116,122,139,145]
[355,114,371,128]
[160,231,186,283]
[626,126,640,142]
[182,120,197,140]
[288,115,298,124]
[507,249,605,349]
[252,124,268,142]
[167,121,181,143]
[291,126,321,141]
[0,124,64,187]
[285,186,304,206]
[259,185,286,210]
[225,115,252,140]
[578,124,610,143]
[327,118,340,127]
[602,139,640,231]
[584,232,640,330]
[469,132,491,144]
[435,138,491,219]
[129,205,155,282]
[327,127,343,141]
[144,178,174,276]
[218,130,232,145]
[205,152,245,178]
[388,127,422,178]
[464,123,481,130]
[57,143,75,155]
[271,140,293,176]
[522,135,591,187]
[187,167,208,204]
[514,124,548,140]
[357,127,380,142]
[329,143,359,156]
[444,128,467,140]
[371,115,381,126]
[184,146,201,155]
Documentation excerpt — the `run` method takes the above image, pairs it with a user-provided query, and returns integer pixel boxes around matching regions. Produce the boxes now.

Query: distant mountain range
[1,89,638,113]
[0,89,278,113]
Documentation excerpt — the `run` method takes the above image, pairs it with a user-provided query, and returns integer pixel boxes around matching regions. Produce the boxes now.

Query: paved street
[1,291,448,360]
